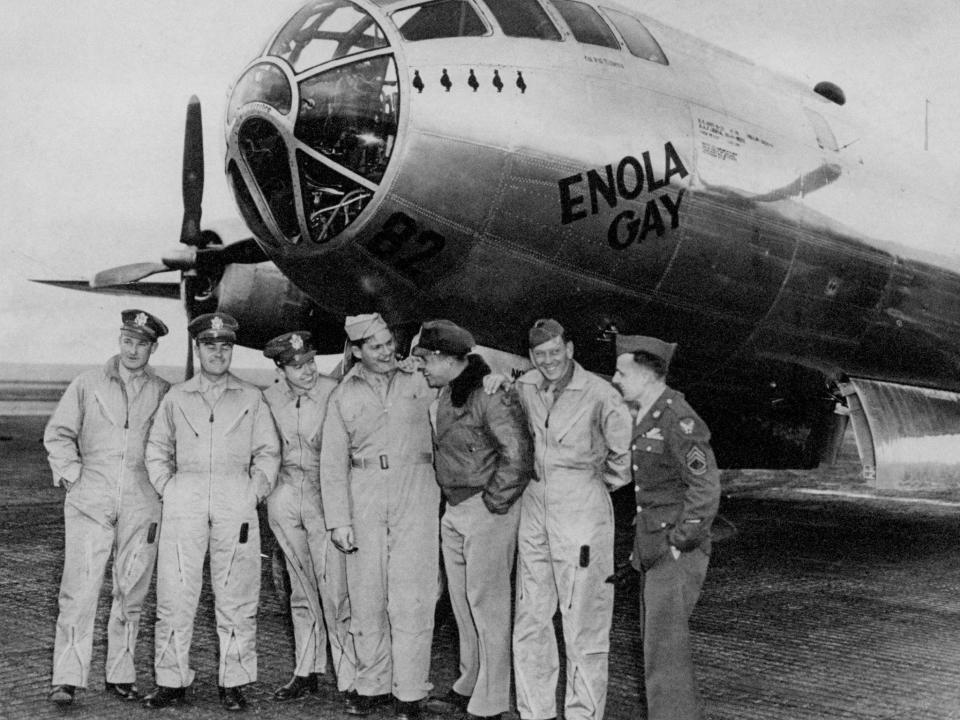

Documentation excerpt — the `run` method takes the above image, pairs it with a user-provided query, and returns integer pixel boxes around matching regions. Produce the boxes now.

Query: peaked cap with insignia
[120,309,168,342]
[188,312,239,341]
[264,331,317,367]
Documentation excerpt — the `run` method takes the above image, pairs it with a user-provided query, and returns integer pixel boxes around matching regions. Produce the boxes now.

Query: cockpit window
[483,0,561,40]
[550,0,618,49]
[602,7,667,64]
[269,0,389,74]
[392,1,487,41]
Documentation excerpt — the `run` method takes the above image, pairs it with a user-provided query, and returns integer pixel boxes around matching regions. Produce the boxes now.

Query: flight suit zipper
[118,378,130,515]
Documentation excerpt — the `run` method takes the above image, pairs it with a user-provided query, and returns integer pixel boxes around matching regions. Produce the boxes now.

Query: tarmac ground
[3,413,960,720]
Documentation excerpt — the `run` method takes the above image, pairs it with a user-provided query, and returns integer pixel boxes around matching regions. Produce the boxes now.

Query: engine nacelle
[214,263,342,352]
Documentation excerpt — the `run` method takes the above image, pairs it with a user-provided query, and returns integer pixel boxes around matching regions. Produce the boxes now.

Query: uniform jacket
[515,361,631,490]
[631,386,721,570]
[146,372,280,515]
[432,354,533,513]
[263,374,338,491]
[320,365,436,530]
[44,356,170,516]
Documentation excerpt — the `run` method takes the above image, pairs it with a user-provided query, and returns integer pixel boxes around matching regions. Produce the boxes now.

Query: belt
[350,452,433,470]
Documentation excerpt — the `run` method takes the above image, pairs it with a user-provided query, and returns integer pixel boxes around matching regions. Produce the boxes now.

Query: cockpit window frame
[267,0,391,75]
[480,0,563,41]
[599,6,669,65]
[548,0,620,50]
[388,0,492,42]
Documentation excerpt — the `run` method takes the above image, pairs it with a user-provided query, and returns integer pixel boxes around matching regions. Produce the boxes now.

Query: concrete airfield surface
[3,411,960,720]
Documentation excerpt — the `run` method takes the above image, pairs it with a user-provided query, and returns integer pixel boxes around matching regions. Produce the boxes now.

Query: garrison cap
[188,312,238,342]
[120,309,168,342]
[264,331,317,367]
[411,319,475,357]
[528,318,565,349]
[345,313,389,342]
[616,334,677,367]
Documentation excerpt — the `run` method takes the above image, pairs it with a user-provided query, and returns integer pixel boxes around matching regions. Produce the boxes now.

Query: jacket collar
[181,372,243,394]
[448,354,489,408]
[104,355,157,383]
[517,360,589,391]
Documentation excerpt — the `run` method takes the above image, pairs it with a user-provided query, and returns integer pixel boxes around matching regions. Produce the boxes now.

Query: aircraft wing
[30,279,181,299]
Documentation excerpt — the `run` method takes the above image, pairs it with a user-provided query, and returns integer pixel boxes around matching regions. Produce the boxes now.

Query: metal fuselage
[224,0,960,395]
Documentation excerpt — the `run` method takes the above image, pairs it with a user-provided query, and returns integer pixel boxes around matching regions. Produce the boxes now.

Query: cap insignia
[211,316,224,331]
[135,312,148,327]
[290,334,303,350]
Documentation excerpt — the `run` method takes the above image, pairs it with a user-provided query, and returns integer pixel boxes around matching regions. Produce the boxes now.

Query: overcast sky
[2,0,958,370]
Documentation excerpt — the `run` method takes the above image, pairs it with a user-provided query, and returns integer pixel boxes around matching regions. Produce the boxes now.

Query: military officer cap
[528,318,565,348]
[120,309,168,342]
[412,319,475,357]
[263,331,317,367]
[188,312,239,342]
[616,334,677,368]
[344,312,389,342]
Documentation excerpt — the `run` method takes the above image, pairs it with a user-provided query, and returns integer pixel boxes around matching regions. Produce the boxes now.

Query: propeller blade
[90,262,172,288]
[32,279,180,298]
[180,95,204,246]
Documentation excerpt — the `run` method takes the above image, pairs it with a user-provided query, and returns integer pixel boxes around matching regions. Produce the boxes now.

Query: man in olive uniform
[413,320,532,720]
[262,331,357,701]
[143,313,280,712]
[45,309,170,705]
[611,335,720,720]
[512,319,632,720]
[320,313,439,720]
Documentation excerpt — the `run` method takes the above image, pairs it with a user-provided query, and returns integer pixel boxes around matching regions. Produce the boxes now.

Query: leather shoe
[345,692,393,716]
[396,699,422,720]
[219,685,248,711]
[425,689,470,715]
[467,715,502,720]
[49,685,76,705]
[273,673,318,701]
[105,682,141,701]
[142,686,187,709]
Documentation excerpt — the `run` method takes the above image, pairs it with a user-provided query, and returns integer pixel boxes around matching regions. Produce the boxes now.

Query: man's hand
[332,525,357,554]
[482,373,510,394]
[396,356,423,374]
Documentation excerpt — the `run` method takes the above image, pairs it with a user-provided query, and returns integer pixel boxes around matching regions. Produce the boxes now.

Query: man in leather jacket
[414,320,532,720]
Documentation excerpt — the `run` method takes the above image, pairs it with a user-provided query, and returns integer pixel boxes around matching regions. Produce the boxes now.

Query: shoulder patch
[685,446,708,475]
[679,417,696,435]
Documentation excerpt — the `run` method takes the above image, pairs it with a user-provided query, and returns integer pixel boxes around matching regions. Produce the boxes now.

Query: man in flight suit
[46,309,170,706]
[611,335,720,720]
[262,331,357,701]
[320,313,439,720]
[512,319,632,720]
[413,320,532,720]
[143,313,280,712]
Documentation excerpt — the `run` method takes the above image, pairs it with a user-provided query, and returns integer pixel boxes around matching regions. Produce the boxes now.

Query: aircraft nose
[225,2,401,248]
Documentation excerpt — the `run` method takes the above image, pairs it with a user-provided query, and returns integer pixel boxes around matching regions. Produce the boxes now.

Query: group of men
[45,307,720,720]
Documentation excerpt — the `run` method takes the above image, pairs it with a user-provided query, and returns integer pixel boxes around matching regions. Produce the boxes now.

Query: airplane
[35,0,960,493]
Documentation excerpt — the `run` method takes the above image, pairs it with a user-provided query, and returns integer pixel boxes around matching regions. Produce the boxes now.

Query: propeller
[86,96,268,378]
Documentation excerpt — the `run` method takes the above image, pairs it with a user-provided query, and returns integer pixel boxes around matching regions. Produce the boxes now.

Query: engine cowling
[213,263,343,352]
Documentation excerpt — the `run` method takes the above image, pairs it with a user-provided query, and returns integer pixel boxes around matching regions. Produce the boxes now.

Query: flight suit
[631,387,720,720]
[146,373,280,689]
[319,365,439,702]
[432,355,532,717]
[45,357,170,688]
[513,362,632,720]
[264,376,357,689]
